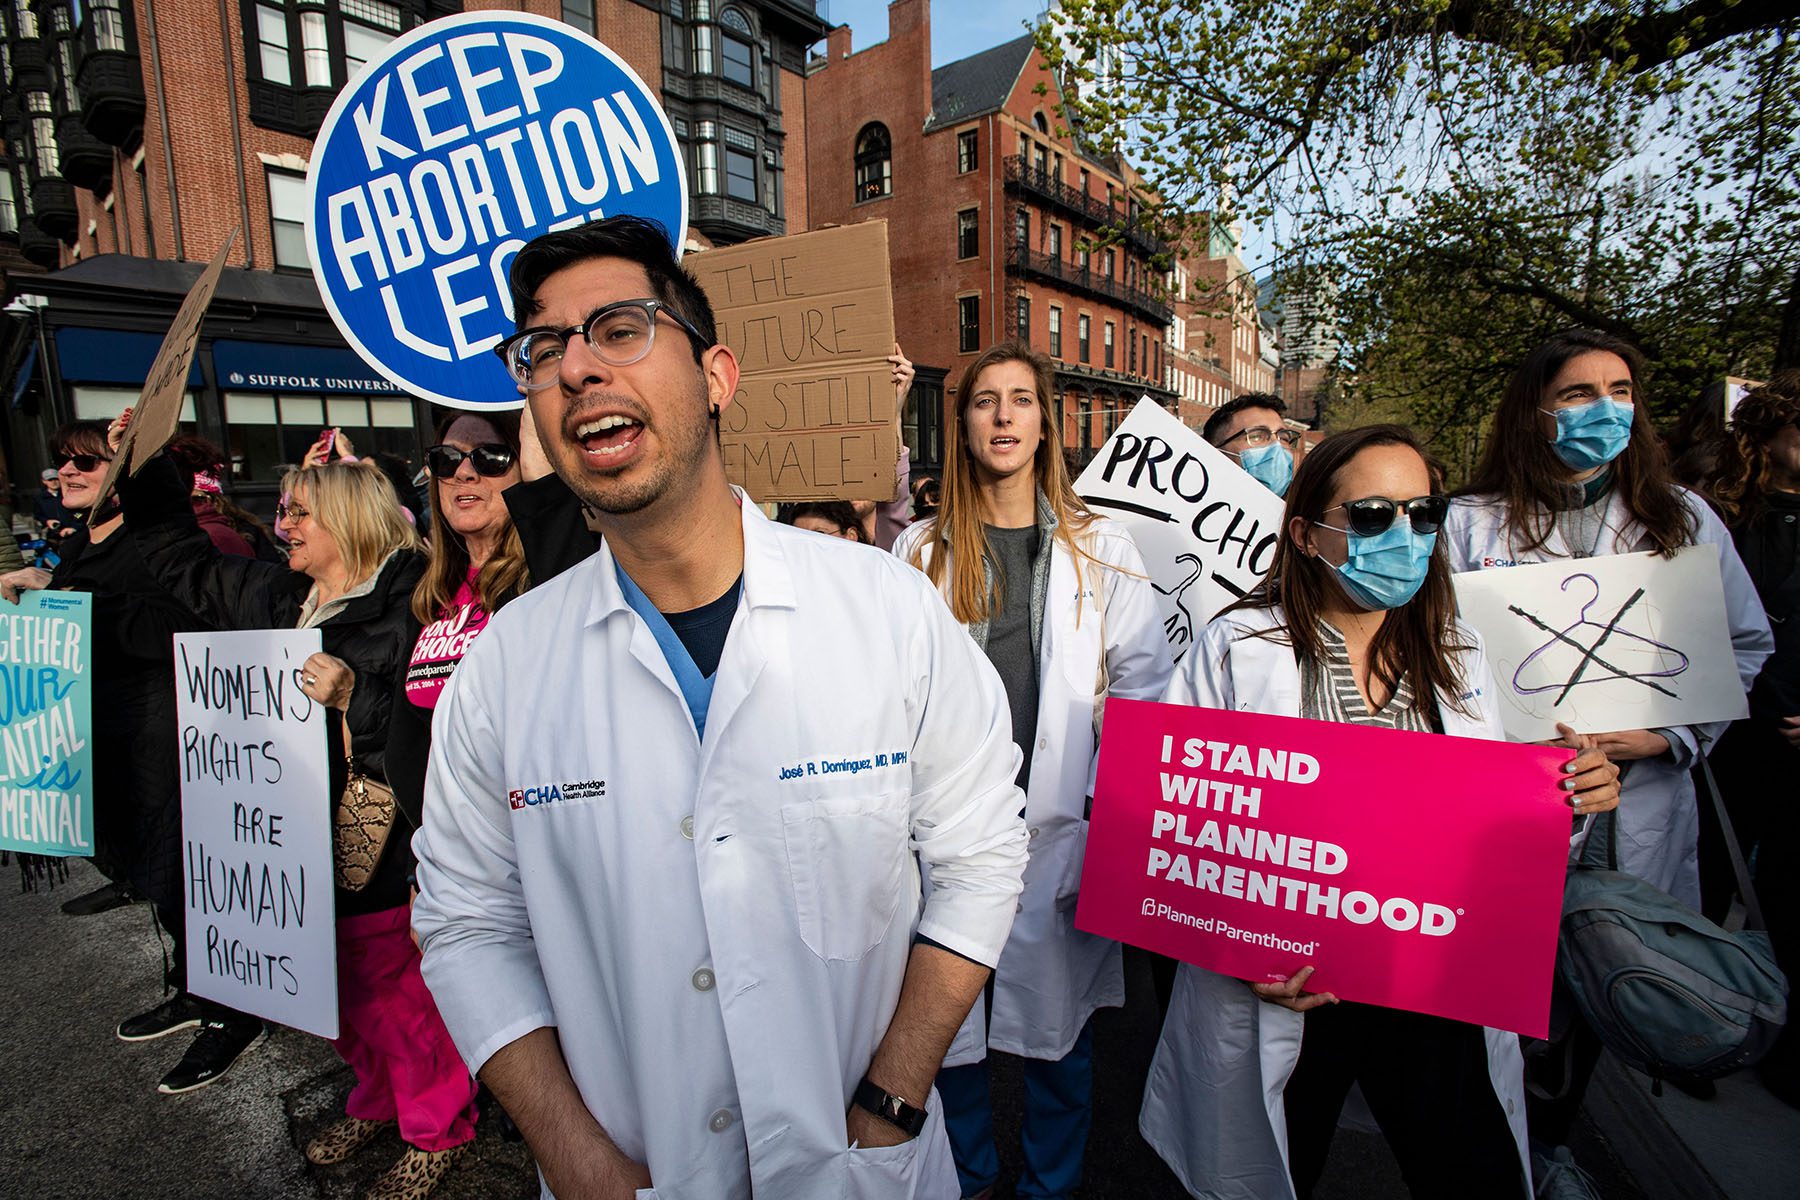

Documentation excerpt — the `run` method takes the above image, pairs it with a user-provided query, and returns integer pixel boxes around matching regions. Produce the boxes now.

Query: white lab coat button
[692,967,716,992]
[708,1108,735,1133]
[1038,736,1048,750]
[680,815,695,840]
[1028,827,1040,841]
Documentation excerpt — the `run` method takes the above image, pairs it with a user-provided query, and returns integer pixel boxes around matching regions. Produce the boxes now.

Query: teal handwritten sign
[0,591,93,856]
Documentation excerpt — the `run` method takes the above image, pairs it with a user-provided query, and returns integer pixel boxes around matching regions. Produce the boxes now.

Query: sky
[815,1,1050,66]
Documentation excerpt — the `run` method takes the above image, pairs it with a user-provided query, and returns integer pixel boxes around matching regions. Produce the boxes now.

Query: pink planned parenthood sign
[1076,699,1574,1036]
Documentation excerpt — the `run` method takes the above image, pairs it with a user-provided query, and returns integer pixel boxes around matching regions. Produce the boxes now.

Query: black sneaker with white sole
[156,1018,264,1095]
[117,992,205,1042]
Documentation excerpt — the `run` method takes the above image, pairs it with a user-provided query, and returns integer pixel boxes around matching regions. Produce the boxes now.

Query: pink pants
[332,905,478,1151]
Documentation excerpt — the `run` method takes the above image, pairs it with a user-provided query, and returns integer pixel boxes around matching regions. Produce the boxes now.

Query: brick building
[0,0,826,507]
[802,0,1175,473]
[1164,221,1280,431]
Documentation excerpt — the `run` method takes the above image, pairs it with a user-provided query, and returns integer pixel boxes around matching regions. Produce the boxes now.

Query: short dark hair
[507,216,717,363]
[50,420,110,462]
[776,500,866,542]
[1203,393,1287,445]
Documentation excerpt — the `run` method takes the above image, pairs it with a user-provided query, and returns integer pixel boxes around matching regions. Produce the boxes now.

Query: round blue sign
[305,12,688,410]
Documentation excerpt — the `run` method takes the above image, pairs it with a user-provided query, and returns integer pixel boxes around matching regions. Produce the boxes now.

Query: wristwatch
[851,1077,927,1138]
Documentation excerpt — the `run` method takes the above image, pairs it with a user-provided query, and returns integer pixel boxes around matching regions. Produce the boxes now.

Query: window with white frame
[267,169,309,268]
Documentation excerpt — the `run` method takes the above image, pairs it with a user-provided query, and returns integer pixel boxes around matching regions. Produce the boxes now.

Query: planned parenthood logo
[305,12,688,410]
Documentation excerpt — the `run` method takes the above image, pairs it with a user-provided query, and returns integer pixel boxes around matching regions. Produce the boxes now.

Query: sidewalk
[0,858,535,1199]
[1588,1052,1800,1200]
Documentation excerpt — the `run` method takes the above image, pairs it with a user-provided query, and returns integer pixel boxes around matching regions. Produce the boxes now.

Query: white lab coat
[1442,489,1773,907]
[1137,605,1532,1200]
[892,515,1174,1064]
[412,497,1029,1200]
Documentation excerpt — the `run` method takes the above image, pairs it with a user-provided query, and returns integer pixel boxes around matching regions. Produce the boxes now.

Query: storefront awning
[53,327,205,387]
[211,340,404,395]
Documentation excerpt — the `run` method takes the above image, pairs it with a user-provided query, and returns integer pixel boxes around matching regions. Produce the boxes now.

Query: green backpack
[1554,756,1788,1085]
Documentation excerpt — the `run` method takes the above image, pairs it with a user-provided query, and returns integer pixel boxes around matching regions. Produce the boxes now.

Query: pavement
[4,857,1795,1199]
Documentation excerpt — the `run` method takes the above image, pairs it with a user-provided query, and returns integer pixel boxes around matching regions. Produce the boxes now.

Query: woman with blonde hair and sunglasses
[892,341,1172,1200]
[1141,424,1621,1200]
[116,439,475,1200]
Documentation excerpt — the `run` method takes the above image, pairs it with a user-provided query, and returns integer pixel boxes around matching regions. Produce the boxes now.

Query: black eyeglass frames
[1320,495,1450,538]
[426,443,516,479]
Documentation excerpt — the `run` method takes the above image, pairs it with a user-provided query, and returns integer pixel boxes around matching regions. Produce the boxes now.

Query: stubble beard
[558,378,713,517]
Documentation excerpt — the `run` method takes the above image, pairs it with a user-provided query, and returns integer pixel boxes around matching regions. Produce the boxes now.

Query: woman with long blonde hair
[118,443,477,1200]
[893,341,1172,1199]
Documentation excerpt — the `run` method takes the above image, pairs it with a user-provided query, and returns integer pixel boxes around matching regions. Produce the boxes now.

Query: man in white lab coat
[411,215,1030,1200]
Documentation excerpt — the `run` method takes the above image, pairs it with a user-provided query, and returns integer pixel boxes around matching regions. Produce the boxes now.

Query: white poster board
[1452,546,1748,741]
[176,630,337,1039]
[1075,397,1288,662]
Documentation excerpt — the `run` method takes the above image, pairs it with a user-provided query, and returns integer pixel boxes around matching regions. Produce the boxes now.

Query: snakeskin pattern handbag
[332,718,396,891]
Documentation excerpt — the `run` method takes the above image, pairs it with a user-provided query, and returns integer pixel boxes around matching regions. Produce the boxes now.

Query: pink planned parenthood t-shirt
[405,569,491,709]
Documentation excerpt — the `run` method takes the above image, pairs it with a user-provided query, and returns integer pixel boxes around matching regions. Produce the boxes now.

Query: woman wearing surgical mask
[1444,330,1772,1178]
[1140,424,1620,1200]
[894,342,1173,1200]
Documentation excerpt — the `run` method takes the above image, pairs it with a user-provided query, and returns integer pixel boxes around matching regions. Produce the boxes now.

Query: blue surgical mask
[1544,397,1634,472]
[1237,442,1294,497]
[1326,520,1437,611]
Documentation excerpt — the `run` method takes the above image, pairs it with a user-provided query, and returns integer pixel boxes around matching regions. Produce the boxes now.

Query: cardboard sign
[176,630,337,1039]
[92,229,237,513]
[1453,547,1749,741]
[1724,375,1765,421]
[0,592,93,857]
[1076,699,1573,1036]
[306,12,688,410]
[1075,398,1287,663]
[686,222,899,501]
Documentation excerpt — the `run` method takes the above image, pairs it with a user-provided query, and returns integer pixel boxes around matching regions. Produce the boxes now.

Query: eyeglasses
[1319,495,1450,538]
[427,443,516,479]
[52,451,110,472]
[274,501,310,523]
[1222,426,1302,450]
[495,299,708,391]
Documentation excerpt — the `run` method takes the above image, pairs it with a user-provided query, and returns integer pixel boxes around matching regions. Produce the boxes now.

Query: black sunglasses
[426,443,516,479]
[1321,495,1450,538]
[53,451,111,472]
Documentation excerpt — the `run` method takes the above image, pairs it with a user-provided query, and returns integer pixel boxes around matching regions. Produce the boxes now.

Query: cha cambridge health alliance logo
[305,11,688,411]
[509,779,607,810]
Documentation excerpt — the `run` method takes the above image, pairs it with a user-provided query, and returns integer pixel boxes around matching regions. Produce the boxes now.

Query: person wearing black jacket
[121,448,475,1200]
[1707,373,1800,1109]
[0,420,270,1094]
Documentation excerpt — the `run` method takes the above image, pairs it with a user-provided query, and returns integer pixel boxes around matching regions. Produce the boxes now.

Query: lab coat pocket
[1054,820,1090,913]
[781,789,907,961]
[845,1134,921,1198]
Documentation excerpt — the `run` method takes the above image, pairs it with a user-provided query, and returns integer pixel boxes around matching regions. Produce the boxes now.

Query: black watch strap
[851,1076,927,1138]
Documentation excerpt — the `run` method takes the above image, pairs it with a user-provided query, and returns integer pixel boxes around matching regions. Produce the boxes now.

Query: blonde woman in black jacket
[121,451,474,1200]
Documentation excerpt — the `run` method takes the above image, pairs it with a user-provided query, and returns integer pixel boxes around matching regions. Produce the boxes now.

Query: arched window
[854,122,891,202]
[718,7,754,88]
[1033,112,1049,133]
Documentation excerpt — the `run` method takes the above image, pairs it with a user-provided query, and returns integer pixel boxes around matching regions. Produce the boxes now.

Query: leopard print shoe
[304,1115,391,1165]
[362,1143,468,1200]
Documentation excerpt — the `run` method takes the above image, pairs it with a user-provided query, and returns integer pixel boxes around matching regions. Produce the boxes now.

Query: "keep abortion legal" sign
[1077,699,1574,1036]
[306,12,687,409]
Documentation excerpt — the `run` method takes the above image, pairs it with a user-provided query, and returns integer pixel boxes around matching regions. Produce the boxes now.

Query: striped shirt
[1300,622,1437,732]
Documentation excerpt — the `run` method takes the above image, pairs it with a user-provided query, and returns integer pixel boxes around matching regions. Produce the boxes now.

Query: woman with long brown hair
[1141,425,1620,1200]
[893,341,1172,1200]
[1444,331,1773,1174]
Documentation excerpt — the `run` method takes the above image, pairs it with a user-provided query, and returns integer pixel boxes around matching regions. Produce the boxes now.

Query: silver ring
[304,674,317,686]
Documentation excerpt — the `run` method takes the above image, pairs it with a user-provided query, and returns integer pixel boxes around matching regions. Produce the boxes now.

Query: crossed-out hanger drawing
[1507,572,1690,705]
